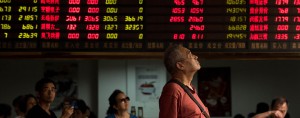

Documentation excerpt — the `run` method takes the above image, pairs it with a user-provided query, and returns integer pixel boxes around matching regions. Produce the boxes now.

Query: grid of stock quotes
[1,0,300,52]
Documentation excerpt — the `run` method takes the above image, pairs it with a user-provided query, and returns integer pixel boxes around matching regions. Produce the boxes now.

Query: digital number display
[1,0,300,52]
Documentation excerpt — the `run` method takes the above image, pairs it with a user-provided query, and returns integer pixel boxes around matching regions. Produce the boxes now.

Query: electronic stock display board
[1,0,300,56]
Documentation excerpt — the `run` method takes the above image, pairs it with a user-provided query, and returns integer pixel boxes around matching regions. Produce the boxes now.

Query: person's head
[106,89,130,115]
[256,102,269,114]
[19,94,37,114]
[247,112,255,118]
[12,95,23,116]
[234,114,245,118]
[270,97,288,117]
[35,78,56,104]
[0,103,11,118]
[69,99,90,118]
[164,44,200,75]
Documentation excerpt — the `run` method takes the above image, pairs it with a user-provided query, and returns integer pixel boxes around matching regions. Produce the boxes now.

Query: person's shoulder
[161,81,185,97]
[50,110,57,118]
[26,105,39,118]
[27,105,39,114]
[163,80,184,91]
[31,104,40,109]
[105,114,115,118]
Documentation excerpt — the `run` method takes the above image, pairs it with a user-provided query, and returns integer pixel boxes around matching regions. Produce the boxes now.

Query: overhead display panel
[1,0,300,55]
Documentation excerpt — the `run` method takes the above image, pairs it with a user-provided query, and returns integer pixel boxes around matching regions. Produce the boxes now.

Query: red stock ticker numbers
[2,0,300,52]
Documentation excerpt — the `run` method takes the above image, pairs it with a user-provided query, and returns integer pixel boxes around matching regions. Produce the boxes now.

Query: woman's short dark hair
[106,89,124,115]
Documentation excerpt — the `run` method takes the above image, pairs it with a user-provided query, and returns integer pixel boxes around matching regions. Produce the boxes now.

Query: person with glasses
[26,78,74,118]
[159,44,210,118]
[106,89,137,118]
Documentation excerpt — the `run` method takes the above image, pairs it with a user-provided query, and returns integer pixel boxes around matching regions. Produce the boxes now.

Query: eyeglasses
[119,97,130,103]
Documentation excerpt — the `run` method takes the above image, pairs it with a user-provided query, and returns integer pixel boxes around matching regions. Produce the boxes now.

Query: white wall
[98,60,128,117]
[0,59,299,118]
[77,61,98,114]
[125,60,166,118]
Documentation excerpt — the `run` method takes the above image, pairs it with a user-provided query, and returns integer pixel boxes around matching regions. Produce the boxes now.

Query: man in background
[26,78,73,118]
[253,97,288,118]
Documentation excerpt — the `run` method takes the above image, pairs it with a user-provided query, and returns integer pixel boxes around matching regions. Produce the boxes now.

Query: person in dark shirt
[26,78,73,118]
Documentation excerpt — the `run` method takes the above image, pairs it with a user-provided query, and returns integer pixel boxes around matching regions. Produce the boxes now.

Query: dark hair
[256,102,269,114]
[19,94,37,113]
[164,44,185,74]
[271,96,288,110]
[0,103,11,118]
[35,78,56,92]
[75,99,89,114]
[63,97,90,115]
[247,112,255,118]
[106,89,124,115]
[12,95,23,107]
[234,114,245,118]
[89,111,97,118]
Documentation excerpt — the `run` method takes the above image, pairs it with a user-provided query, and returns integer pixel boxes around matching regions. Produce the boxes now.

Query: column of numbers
[66,0,81,40]
[86,0,100,40]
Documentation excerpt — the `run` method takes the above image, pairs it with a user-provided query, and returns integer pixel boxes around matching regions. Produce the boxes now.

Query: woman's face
[26,97,37,112]
[114,93,130,112]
